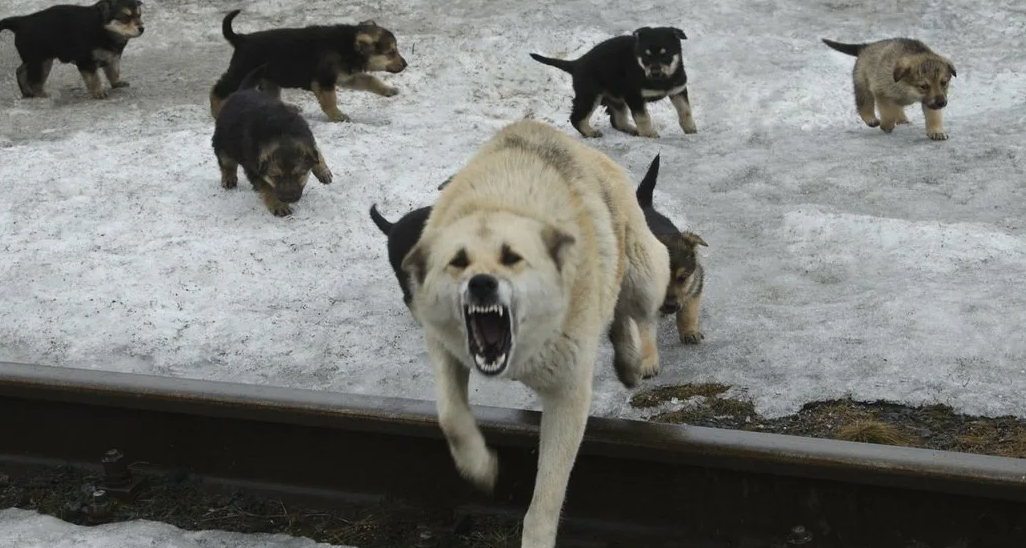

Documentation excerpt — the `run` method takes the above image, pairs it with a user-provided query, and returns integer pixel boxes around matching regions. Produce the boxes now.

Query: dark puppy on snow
[369,203,433,314]
[530,26,697,139]
[636,154,708,344]
[212,65,334,217]
[209,9,408,122]
[0,0,144,99]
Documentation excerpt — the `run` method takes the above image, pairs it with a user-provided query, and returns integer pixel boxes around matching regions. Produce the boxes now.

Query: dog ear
[671,27,687,40]
[355,32,375,53]
[682,232,708,248]
[401,241,430,287]
[95,0,113,20]
[632,27,651,39]
[946,60,957,78]
[359,19,378,27]
[541,225,576,272]
[893,60,912,82]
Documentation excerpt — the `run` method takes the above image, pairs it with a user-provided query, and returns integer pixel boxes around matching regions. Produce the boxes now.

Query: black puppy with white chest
[0,0,144,100]
[369,203,433,315]
[530,26,697,138]
[212,66,334,217]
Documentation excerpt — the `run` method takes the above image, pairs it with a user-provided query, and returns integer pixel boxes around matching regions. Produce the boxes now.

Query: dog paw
[639,356,660,379]
[313,166,333,185]
[328,111,351,123]
[679,330,705,345]
[680,119,698,134]
[220,174,237,189]
[928,131,948,141]
[896,117,910,125]
[111,81,130,88]
[880,123,895,134]
[863,118,880,128]
[381,86,399,97]
[270,203,293,217]
[91,89,108,99]
[638,129,660,138]
[455,446,499,494]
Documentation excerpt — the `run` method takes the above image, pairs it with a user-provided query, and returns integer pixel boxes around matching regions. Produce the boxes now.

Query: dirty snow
[1,0,1025,422]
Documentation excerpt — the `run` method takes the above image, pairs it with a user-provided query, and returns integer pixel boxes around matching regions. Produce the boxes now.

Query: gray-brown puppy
[822,38,956,140]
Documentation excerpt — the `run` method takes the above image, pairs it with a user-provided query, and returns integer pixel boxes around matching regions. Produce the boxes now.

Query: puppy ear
[671,27,687,40]
[632,27,651,39]
[401,240,430,287]
[893,60,911,82]
[541,225,576,272]
[96,0,113,20]
[946,60,957,78]
[682,232,708,248]
[359,19,378,27]
[355,32,375,53]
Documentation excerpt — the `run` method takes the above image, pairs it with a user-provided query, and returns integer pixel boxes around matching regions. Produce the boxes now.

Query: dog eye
[449,249,469,269]
[645,49,652,55]
[676,275,688,282]
[659,48,666,54]
[500,246,522,266]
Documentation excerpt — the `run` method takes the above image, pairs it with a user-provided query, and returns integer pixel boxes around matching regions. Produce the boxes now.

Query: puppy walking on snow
[529,26,697,139]
[401,120,670,548]
[211,65,334,217]
[0,0,144,99]
[209,9,408,122]
[822,37,956,140]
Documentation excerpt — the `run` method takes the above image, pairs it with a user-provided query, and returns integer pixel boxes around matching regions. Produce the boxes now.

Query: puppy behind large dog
[635,154,708,344]
[0,0,144,99]
[211,65,334,217]
[402,120,670,548]
[369,203,432,314]
[822,37,956,140]
[209,9,407,122]
[529,26,697,139]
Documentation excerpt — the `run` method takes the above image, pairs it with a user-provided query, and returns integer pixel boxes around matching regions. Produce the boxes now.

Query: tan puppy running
[401,120,670,548]
[822,37,956,140]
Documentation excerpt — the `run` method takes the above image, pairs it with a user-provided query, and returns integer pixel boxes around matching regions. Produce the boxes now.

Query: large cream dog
[401,119,670,548]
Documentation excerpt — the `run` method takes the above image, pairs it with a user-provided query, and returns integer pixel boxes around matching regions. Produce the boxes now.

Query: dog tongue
[474,314,506,346]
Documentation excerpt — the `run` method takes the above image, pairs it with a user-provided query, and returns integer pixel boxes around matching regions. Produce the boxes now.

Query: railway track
[1,360,1024,547]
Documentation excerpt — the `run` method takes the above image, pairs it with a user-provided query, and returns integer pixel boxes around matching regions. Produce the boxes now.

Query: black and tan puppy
[635,154,708,344]
[822,38,956,141]
[530,26,697,139]
[212,65,334,217]
[209,9,407,122]
[0,0,144,99]
[369,203,432,314]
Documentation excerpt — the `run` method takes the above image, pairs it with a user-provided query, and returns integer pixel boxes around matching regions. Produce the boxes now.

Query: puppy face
[355,22,408,73]
[894,55,956,110]
[100,0,145,39]
[632,26,686,80]
[658,232,707,314]
[402,212,575,377]
[257,143,318,204]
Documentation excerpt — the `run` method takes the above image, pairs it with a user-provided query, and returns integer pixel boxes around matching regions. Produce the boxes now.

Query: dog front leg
[923,104,947,141]
[670,88,698,134]
[311,80,350,122]
[521,371,594,548]
[102,54,130,88]
[428,339,498,492]
[75,60,106,99]
[311,148,333,184]
[626,96,659,138]
[676,293,704,344]
[338,73,399,97]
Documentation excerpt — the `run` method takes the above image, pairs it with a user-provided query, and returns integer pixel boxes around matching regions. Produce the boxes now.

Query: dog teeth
[468,304,504,315]
[473,353,507,373]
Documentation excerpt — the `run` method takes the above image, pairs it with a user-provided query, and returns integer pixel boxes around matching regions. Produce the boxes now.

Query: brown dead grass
[835,420,920,446]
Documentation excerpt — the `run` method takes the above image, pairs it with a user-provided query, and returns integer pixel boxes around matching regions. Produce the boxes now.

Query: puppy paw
[381,86,399,97]
[313,165,333,185]
[638,128,660,138]
[454,446,499,494]
[879,123,895,134]
[91,89,109,99]
[679,330,705,345]
[896,116,910,125]
[111,81,130,89]
[928,130,948,141]
[328,111,351,123]
[680,118,698,134]
[220,173,237,189]
[270,203,293,217]
[863,118,880,128]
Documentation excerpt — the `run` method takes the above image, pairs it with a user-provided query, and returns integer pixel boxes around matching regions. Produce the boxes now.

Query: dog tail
[0,16,23,34]
[635,154,660,208]
[369,204,394,235]
[821,38,866,57]
[529,53,576,74]
[222,9,243,47]
[237,64,267,91]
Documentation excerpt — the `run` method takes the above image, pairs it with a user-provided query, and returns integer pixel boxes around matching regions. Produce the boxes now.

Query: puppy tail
[237,64,267,91]
[821,38,866,57]
[369,204,394,235]
[635,153,660,208]
[529,53,576,74]
[0,16,22,34]
[222,9,243,47]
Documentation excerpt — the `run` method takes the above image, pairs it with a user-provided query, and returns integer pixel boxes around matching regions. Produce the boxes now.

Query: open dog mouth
[463,304,513,375]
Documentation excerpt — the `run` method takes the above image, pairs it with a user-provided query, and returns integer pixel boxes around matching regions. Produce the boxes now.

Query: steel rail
[1,360,1024,546]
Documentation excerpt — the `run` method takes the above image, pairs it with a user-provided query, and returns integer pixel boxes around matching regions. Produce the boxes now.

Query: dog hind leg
[428,340,498,492]
[604,97,637,135]
[569,88,602,138]
[17,60,53,98]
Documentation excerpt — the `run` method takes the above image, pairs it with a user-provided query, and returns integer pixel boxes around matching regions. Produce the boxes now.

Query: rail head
[1,360,1024,501]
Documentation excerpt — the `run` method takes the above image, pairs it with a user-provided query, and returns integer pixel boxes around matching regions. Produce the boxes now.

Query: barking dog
[211,65,334,217]
[822,38,956,141]
[209,9,408,122]
[0,0,144,99]
[402,120,670,548]
[529,26,697,139]
[369,203,433,314]
[635,154,708,344]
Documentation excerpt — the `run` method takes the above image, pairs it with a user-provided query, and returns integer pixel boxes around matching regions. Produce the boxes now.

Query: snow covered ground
[0,508,351,548]
[1,0,1025,421]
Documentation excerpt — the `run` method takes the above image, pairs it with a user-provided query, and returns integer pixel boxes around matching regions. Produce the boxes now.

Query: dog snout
[276,187,303,203]
[929,96,947,109]
[389,56,408,72]
[137,25,145,34]
[660,298,679,315]
[468,274,499,301]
